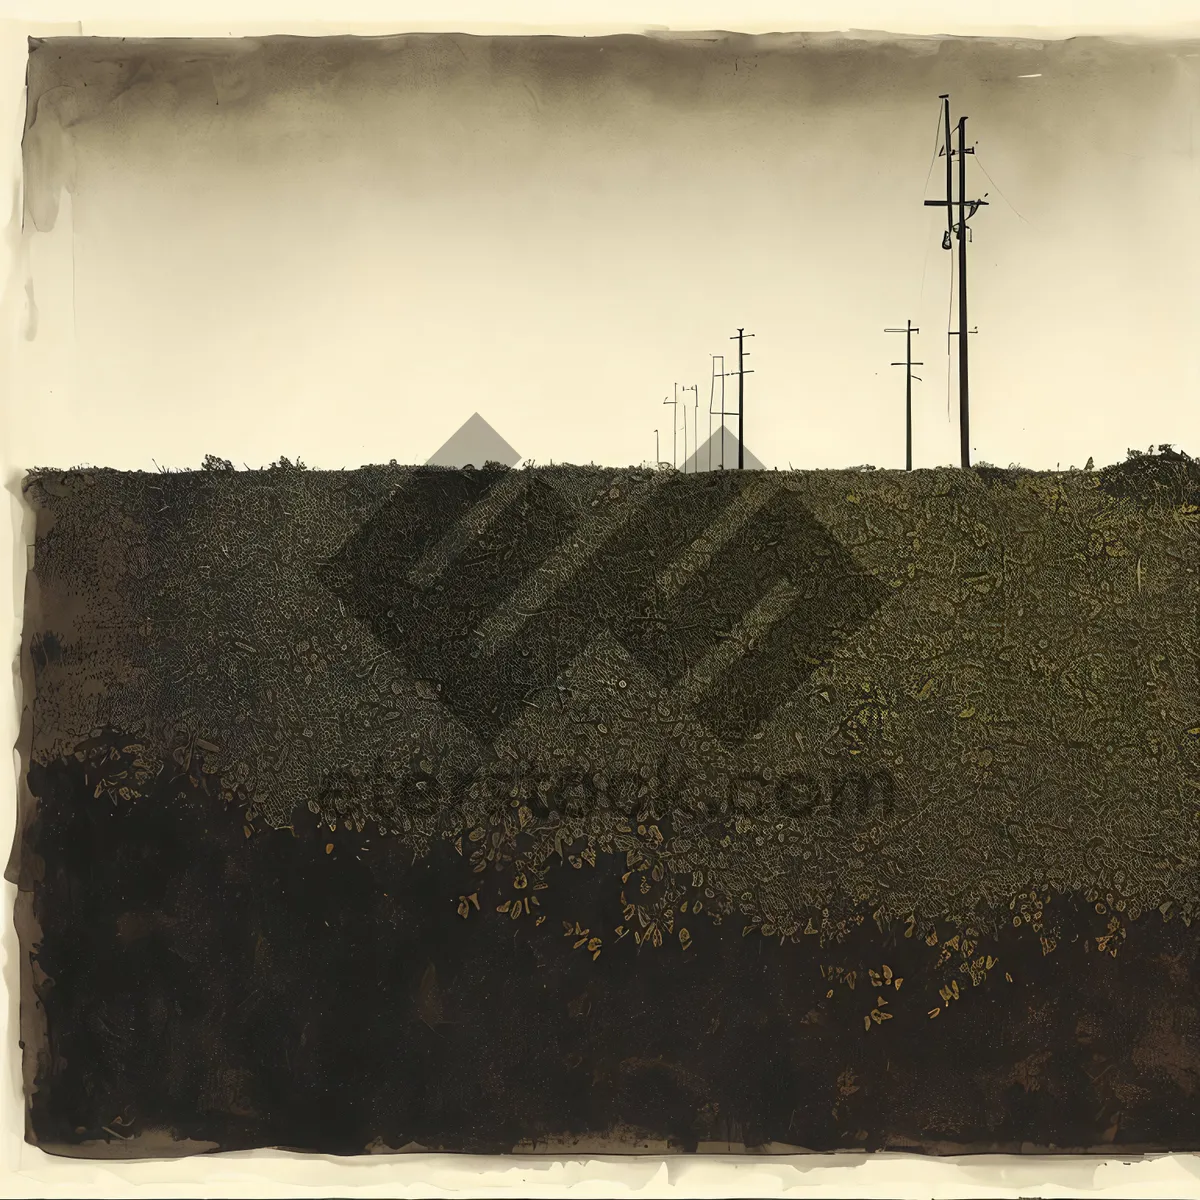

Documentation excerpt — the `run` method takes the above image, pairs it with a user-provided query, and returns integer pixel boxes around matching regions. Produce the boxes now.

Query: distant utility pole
[709,355,733,470]
[663,389,679,469]
[729,328,755,469]
[675,383,699,471]
[693,387,698,472]
[886,321,923,471]
[924,95,988,469]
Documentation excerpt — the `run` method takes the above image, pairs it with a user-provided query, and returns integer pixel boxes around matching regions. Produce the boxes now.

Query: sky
[14,30,1200,471]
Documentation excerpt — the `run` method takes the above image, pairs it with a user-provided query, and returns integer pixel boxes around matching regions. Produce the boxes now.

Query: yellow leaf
[864,1015,872,1031]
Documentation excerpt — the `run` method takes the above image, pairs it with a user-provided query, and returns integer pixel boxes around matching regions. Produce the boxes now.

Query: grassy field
[22,449,1200,940]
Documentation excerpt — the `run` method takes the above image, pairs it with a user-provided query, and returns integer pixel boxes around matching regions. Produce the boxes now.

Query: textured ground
[14,450,1200,1155]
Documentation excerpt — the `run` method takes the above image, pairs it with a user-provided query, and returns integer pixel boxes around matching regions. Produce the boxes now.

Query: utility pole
[729,328,755,469]
[886,321,923,471]
[709,355,734,470]
[693,389,698,472]
[955,118,971,468]
[924,95,987,469]
[663,390,679,469]
[675,383,698,471]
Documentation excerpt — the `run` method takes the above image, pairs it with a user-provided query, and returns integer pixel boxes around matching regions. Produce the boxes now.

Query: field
[15,449,1200,1154]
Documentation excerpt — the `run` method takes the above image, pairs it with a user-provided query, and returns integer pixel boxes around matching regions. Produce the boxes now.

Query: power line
[922,100,944,196]
[916,100,945,308]
[974,153,1029,225]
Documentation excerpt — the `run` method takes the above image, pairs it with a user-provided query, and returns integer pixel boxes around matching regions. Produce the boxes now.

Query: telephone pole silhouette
[663,389,679,469]
[676,383,699,471]
[886,321,922,471]
[924,95,987,468]
[729,328,755,469]
[709,355,728,470]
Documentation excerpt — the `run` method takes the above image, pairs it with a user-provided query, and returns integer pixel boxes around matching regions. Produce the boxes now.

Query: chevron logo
[321,469,890,744]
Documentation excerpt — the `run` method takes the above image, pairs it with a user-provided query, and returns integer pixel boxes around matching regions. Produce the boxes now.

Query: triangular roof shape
[426,412,521,468]
[680,428,765,473]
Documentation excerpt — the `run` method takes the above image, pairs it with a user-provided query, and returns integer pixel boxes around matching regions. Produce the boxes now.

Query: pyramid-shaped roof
[426,413,521,468]
[680,427,765,473]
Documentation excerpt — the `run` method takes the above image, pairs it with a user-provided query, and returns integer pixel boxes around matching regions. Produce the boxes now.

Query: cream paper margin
[3,1,1200,1196]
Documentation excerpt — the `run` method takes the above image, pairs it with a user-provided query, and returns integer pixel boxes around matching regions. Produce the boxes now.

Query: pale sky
[15,31,1200,471]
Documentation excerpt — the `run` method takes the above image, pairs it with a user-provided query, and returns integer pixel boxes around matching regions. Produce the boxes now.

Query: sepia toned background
[14,28,1200,477]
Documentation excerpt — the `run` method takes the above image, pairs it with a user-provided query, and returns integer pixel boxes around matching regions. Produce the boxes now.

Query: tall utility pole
[955,118,971,469]
[924,94,987,469]
[886,321,923,471]
[729,328,755,469]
